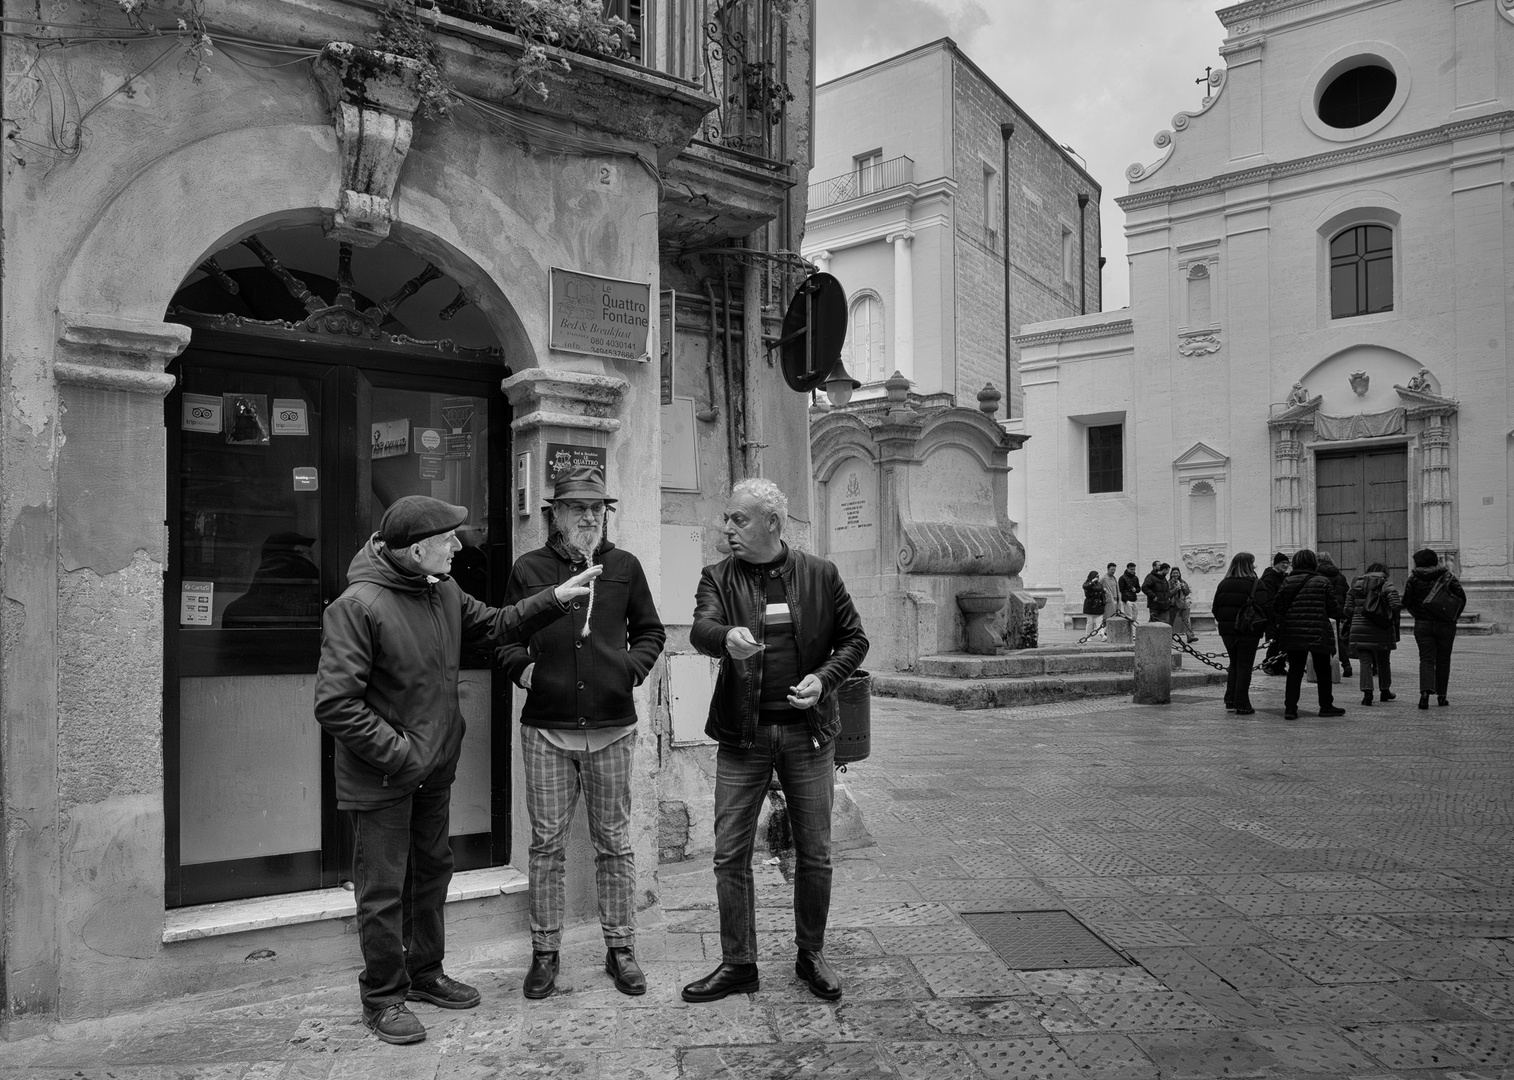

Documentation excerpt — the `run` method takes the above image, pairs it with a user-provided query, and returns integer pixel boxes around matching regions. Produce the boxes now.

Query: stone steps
[874,646,1228,710]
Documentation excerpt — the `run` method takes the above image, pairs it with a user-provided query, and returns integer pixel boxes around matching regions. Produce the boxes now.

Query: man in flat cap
[496,465,665,999]
[316,495,601,1045]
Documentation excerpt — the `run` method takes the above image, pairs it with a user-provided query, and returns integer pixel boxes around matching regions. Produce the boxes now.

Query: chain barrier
[1169,633,1276,674]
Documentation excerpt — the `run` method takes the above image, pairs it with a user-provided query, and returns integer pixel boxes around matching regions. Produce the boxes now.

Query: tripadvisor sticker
[414,427,445,454]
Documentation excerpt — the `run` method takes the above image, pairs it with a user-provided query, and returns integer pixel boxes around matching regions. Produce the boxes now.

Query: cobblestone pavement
[4,635,1513,1079]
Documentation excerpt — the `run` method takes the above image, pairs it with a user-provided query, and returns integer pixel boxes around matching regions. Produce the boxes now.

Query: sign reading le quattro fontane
[549,267,652,362]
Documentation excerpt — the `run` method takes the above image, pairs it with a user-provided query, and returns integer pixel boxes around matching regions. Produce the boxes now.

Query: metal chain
[1169,634,1277,673]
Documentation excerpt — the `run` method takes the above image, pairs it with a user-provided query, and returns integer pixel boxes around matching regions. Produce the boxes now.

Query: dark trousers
[1414,622,1457,697]
[1219,632,1258,710]
[713,723,834,964]
[1149,607,1171,625]
[1284,650,1334,712]
[350,780,453,1011]
[1357,646,1392,693]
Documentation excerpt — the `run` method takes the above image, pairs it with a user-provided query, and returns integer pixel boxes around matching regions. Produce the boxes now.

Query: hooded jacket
[1118,569,1141,602]
[1403,564,1467,626]
[691,544,868,750]
[315,536,567,810]
[1319,561,1348,613]
[1344,572,1402,650]
[1141,570,1169,612]
[495,532,666,731]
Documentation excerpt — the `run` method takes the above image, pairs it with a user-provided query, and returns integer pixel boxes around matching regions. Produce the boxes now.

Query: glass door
[165,337,510,907]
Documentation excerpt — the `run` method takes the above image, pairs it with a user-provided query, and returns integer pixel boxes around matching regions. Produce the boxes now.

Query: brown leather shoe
[796,949,842,1001]
[363,1002,426,1045]
[523,951,559,999]
[605,946,646,996]
[681,962,759,1002]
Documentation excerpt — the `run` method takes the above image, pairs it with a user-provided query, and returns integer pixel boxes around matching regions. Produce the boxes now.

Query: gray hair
[732,477,788,534]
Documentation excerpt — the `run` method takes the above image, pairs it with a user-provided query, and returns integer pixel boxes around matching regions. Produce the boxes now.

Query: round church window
[1317,64,1397,129]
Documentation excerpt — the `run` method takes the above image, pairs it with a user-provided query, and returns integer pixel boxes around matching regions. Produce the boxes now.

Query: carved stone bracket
[312,43,426,247]
[54,312,190,396]
[503,368,629,435]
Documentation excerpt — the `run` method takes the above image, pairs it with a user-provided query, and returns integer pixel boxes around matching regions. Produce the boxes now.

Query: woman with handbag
[1273,548,1346,720]
[1342,562,1401,706]
[1080,570,1107,642]
[1168,566,1198,642]
[1211,552,1262,715]
[1402,548,1466,709]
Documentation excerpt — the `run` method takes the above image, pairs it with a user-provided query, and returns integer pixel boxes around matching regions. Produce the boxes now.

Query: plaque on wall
[548,267,652,362]
[660,397,699,491]
[544,442,607,487]
[827,460,878,554]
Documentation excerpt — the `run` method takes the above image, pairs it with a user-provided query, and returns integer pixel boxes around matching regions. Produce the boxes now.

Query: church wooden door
[1315,446,1409,583]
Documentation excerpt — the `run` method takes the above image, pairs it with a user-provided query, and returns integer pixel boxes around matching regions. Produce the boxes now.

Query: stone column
[887,230,915,383]
[1272,428,1303,552]
[1420,415,1453,550]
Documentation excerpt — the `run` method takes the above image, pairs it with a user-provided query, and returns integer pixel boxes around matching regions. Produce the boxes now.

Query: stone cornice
[54,313,189,396]
[502,368,627,434]
[1120,111,1514,212]
[1013,317,1134,349]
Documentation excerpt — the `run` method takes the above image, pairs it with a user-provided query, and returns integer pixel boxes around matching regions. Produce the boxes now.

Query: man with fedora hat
[317,495,601,1045]
[497,464,666,1000]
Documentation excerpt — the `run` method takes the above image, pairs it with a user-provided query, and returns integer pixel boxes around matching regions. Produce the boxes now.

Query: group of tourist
[1210,548,1466,719]
[314,471,867,1045]
[1078,559,1201,642]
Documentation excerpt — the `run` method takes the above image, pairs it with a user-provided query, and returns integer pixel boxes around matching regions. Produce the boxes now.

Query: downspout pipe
[999,122,1015,418]
[1076,193,1089,316]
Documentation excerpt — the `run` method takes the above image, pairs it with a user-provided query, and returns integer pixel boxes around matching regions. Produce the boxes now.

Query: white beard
[553,508,604,562]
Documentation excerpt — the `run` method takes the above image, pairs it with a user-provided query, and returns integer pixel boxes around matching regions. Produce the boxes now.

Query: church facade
[1015,0,1514,630]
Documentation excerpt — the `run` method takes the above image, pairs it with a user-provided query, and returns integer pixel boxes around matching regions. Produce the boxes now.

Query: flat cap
[379,496,468,549]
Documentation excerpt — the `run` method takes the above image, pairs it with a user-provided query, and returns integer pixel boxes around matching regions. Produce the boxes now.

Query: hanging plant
[435,0,637,100]
[735,60,792,127]
[375,1,453,117]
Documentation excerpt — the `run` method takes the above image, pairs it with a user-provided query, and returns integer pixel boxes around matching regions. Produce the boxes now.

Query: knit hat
[1412,547,1438,568]
[379,496,468,549]
[1272,551,1290,566]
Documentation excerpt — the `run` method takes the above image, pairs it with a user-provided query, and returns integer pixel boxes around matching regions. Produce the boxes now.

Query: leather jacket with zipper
[690,544,868,749]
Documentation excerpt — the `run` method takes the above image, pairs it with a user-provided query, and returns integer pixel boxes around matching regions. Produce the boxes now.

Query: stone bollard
[1106,615,1133,645]
[1132,623,1172,704]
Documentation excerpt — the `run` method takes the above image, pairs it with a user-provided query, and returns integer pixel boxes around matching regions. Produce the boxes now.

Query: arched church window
[1330,224,1392,319]
[848,293,886,384]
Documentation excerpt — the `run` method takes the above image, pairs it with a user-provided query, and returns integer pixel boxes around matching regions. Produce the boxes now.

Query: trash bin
[834,670,871,766]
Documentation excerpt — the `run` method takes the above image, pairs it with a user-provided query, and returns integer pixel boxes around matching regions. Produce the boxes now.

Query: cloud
[817,0,992,82]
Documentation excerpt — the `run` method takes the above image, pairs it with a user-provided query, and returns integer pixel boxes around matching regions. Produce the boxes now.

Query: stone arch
[55,123,546,370]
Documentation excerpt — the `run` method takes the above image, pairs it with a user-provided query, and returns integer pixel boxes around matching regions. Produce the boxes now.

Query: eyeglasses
[560,502,605,518]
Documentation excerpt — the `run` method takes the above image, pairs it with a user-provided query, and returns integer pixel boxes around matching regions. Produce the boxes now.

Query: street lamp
[824,357,861,407]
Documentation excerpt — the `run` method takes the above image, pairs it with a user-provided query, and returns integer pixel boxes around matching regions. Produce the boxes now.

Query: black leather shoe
[1319,706,1346,717]
[1283,709,1299,720]
[1438,696,1450,707]
[363,1002,426,1045]
[1419,695,1430,710]
[605,946,646,996]
[406,972,480,1010]
[1362,693,1373,706]
[1380,690,1396,701]
[523,951,559,999]
[796,950,842,1001]
[681,962,759,1002]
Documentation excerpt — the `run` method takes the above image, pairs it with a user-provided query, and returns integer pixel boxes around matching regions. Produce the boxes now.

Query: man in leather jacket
[681,478,868,1005]
[316,496,599,1045]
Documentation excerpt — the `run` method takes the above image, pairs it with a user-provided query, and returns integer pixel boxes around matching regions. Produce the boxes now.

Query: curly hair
[732,477,788,534]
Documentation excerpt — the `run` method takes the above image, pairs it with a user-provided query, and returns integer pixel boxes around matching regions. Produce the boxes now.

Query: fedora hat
[543,464,617,512]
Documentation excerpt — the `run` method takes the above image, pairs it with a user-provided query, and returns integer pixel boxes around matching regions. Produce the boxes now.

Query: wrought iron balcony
[808,155,914,211]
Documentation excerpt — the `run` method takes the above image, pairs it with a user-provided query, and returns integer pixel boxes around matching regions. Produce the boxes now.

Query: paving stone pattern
[4,635,1514,1078]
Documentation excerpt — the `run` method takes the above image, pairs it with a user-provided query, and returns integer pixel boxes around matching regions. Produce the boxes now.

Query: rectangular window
[1088,424,1123,493]
[855,150,883,195]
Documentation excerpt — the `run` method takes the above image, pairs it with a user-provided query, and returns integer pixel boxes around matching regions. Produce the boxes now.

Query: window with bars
[1088,424,1123,494]
[1330,224,1393,319]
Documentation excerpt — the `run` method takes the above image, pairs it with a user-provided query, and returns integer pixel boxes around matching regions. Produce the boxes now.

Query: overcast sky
[815,0,1231,311]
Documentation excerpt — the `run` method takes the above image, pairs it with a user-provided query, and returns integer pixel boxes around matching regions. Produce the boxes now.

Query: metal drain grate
[961,909,1132,970]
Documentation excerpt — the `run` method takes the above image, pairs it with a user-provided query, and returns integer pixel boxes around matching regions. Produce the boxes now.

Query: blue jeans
[713,724,834,964]
[349,778,453,1011]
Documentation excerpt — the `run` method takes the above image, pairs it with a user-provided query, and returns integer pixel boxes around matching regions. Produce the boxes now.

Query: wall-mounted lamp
[825,358,861,407]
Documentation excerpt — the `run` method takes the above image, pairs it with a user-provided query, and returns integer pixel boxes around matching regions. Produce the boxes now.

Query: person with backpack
[1342,561,1401,706]
[1402,548,1466,709]
[1211,551,1263,715]
[1079,570,1108,642]
[1254,552,1291,675]
[1273,548,1346,720]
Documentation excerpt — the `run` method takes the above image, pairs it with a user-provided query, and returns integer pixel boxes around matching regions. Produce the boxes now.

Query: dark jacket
[1081,579,1106,615]
[1403,565,1466,626]
[1344,572,1401,650]
[496,533,666,731]
[1273,570,1342,654]
[1141,571,1169,612]
[1254,565,1287,632]
[316,536,567,810]
[1211,576,1260,638]
[691,544,869,750]
[1118,570,1141,602]
[1319,563,1348,616]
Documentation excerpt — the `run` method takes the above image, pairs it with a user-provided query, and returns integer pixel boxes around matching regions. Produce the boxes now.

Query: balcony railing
[436,0,792,162]
[808,155,914,211]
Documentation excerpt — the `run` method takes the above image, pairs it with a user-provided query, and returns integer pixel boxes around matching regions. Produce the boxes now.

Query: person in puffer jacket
[1317,552,1351,677]
[1342,562,1401,706]
[316,496,599,1046]
[1272,548,1345,720]
[1402,547,1466,709]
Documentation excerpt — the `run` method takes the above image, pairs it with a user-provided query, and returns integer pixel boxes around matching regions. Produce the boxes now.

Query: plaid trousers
[521,725,637,952]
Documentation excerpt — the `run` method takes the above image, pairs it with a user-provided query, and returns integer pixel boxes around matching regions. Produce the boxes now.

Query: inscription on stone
[828,462,877,553]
